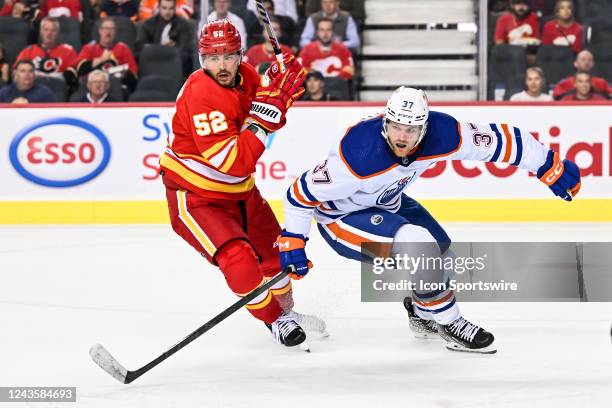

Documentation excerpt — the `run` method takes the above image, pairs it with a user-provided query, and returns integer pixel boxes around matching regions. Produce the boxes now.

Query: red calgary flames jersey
[160,63,267,200]
[298,42,354,79]
[16,44,78,74]
[77,41,138,74]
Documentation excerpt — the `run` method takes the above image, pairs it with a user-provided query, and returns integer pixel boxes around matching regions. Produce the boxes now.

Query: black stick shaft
[254,0,284,68]
[124,270,290,383]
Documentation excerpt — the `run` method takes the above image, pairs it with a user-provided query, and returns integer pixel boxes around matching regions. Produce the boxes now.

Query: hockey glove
[275,230,313,280]
[536,150,581,201]
[249,54,305,133]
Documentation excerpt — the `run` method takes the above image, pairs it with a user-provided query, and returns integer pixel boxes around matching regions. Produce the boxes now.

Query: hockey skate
[289,310,329,337]
[403,297,439,339]
[266,311,308,350]
[437,316,496,354]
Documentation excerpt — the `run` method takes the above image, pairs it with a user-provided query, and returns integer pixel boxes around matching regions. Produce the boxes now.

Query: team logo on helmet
[199,19,242,56]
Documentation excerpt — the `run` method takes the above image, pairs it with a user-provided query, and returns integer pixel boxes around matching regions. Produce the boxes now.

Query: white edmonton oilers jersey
[284,110,549,236]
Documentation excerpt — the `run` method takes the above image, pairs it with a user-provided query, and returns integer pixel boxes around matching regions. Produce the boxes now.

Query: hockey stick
[254,0,285,71]
[89,269,290,384]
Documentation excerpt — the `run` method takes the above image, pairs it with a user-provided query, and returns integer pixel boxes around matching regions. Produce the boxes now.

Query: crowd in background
[490,0,611,102]
[0,0,360,103]
[0,0,611,104]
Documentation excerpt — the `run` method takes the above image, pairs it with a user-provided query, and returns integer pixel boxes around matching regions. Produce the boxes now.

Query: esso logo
[9,118,111,187]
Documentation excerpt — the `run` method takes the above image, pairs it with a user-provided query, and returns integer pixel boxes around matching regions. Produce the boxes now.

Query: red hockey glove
[248,54,305,133]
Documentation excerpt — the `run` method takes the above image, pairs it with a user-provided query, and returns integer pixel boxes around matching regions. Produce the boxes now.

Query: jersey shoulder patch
[415,111,461,160]
[339,115,397,178]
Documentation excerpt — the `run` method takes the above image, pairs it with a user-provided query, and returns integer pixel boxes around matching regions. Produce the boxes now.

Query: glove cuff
[281,230,307,241]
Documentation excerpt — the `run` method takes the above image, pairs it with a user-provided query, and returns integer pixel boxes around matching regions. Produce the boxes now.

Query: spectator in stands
[139,0,193,20]
[0,59,56,103]
[0,43,9,84]
[137,0,192,74]
[298,17,354,79]
[80,69,117,102]
[208,0,247,50]
[77,17,138,90]
[553,50,610,99]
[301,69,336,101]
[509,67,553,101]
[542,0,582,54]
[15,17,78,85]
[300,0,360,51]
[494,0,541,47]
[560,71,608,101]
[244,16,293,72]
[0,0,11,15]
[100,0,140,21]
[6,0,40,22]
[247,0,297,22]
[38,0,83,21]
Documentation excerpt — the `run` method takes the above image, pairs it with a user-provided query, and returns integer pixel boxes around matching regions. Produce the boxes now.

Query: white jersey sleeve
[284,147,361,236]
[451,122,548,172]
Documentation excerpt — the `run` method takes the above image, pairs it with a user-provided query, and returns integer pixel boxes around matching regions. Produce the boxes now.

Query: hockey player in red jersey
[160,19,309,348]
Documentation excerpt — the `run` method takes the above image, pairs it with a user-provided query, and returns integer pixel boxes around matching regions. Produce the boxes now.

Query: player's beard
[209,69,236,87]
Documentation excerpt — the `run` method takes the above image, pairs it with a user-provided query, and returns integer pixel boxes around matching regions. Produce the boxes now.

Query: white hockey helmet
[383,86,429,148]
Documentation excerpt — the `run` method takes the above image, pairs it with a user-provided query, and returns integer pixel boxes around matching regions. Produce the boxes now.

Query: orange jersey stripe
[292,179,320,207]
[414,290,454,307]
[326,222,374,246]
[500,123,513,162]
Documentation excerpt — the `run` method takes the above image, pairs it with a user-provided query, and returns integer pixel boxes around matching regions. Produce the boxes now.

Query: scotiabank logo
[9,118,111,187]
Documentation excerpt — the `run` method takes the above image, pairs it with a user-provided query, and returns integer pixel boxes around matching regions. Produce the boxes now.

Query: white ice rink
[2,223,612,408]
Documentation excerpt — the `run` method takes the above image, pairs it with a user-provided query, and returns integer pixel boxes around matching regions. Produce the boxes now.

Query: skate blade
[299,342,311,353]
[412,332,440,340]
[445,342,497,354]
[293,313,328,336]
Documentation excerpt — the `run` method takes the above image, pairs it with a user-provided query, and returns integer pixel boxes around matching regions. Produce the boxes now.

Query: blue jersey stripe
[326,200,339,210]
[299,172,318,202]
[315,208,344,219]
[512,127,523,166]
[489,124,503,162]
[286,189,313,209]
[432,297,456,314]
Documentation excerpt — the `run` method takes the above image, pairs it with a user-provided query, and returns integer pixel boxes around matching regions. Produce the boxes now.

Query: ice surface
[1,224,611,407]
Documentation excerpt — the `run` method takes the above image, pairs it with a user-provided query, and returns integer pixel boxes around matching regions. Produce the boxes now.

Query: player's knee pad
[215,239,262,294]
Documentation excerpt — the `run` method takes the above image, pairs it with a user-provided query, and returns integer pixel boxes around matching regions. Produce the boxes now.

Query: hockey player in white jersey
[275,87,581,354]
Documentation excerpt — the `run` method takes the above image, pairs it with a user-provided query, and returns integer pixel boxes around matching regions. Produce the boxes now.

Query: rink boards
[0,101,611,223]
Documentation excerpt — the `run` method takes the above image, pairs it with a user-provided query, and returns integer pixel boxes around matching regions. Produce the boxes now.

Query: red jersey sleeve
[297,45,314,71]
[541,21,555,45]
[76,43,94,69]
[114,43,138,75]
[494,13,510,43]
[338,45,354,79]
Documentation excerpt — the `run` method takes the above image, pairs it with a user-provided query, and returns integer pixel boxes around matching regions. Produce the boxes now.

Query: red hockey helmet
[198,19,242,56]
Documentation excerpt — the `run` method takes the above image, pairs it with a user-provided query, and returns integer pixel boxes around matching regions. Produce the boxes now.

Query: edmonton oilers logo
[370,214,384,225]
[376,174,414,206]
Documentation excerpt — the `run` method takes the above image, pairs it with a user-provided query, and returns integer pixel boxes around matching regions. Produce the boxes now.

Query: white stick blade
[89,343,128,383]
